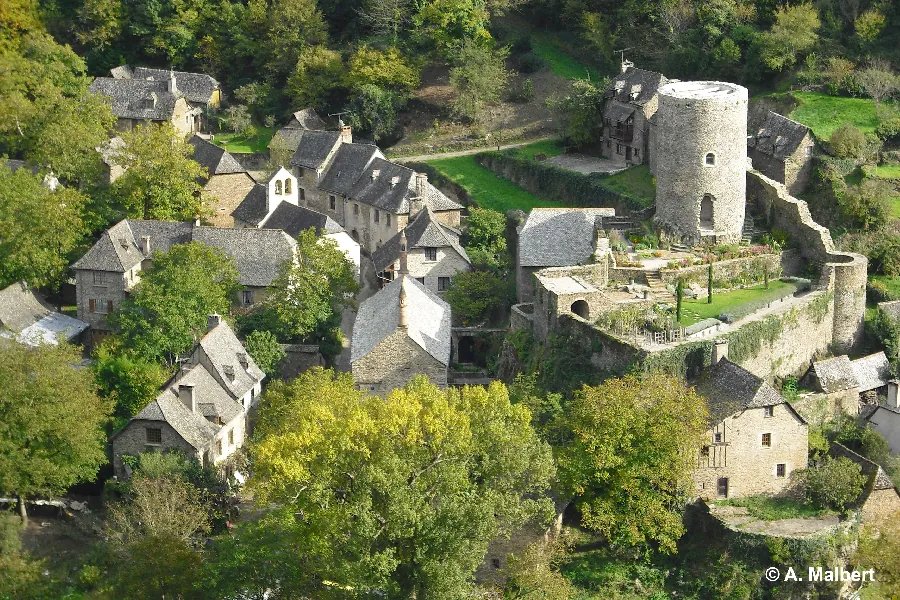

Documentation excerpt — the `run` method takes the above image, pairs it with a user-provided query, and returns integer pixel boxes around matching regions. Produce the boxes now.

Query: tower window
[705,153,716,166]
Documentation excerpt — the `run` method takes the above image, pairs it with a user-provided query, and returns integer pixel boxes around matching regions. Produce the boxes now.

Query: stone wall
[829,442,900,526]
[510,303,534,332]
[202,172,256,228]
[402,245,471,295]
[657,254,782,286]
[791,389,859,426]
[352,330,448,393]
[111,419,202,477]
[279,344,324,380]
[75,268,130,332]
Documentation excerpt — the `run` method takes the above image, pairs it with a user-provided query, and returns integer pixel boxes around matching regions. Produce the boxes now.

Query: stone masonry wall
[75,269,129,331]
[112,420,201,477]
[352,330,448,393]
[203,173,256,228]
[400,246,471,295]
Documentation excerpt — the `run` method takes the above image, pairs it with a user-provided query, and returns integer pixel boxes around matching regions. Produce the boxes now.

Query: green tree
[547,79,605,147]
[856,65,898,108]
[236,370,554,599]
[504,538,574,600]
[0,164,88,290]
[286,45,345,110]
[263,228,358,342]
[758,3,820,72]
[346,84,400,142]
[347,46,420,94]
[556,373,708,553]
[110,242,240,365]
[412,0,492,59]
[854,519,900,597]
[75,0,123,51]
[829,123,867,159]
[111,123,207,221]
[707,262,714,304]
[449,40,509,122]
[225,104,256,138]
[0,513,44,598]
[839,179,892,231]
[0,342,113,521]
[802,456,866,512]
[244,329,286,376]
[463,207,507,268]
[855,8,886,45]
[93,338,170,420]
[264,0,328,78]
[444,269,509,325]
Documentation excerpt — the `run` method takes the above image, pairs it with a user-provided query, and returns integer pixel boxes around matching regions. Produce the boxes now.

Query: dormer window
[390,176,400,188]
[705,153,716,166]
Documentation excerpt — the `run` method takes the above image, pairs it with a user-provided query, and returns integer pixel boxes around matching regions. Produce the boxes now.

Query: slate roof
[89,77,181,121]
[518,208,616,268]
[192,226,295,287]
[289,130,341,169]
[260,202,344,238]
[693,358,795,425]
[197,318,264,401]
[810,355,857,393]
[131,67,220,105]
[351,275,451,365]
[231,184,269,226]
[269,127,305,152]
[188,136,246,178]
[350,158,461,215]
[97,136,126,168]
[748,112,811,160]
[318,143,380,196]
[285,108,326,130]
[606,67,669,106]
[851,351,891,392]
[372,208,469,272]
[606,103,636,123]
[0,282,87,345]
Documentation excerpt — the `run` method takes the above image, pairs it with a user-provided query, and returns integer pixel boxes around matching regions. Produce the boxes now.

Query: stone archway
[699,194,714,230]
[571,299,590,319]
[457,337,476,364]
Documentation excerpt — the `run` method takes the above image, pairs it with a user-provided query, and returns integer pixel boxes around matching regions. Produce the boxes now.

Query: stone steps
[645,270,675,302]
[670,243,691,253]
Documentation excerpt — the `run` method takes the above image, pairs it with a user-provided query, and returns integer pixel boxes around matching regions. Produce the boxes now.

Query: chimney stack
[223,364,236,382]
[207,313,221,332]
[593,228,609,261]
[340,123,352,144]
[141,236,151,256]
[399,230,408,276]
[415,172,428,199]
[712,339,729,365]
[398,277,408,330]
[168,68,178,94]
[888,380,900,409]
[179,383,196,413]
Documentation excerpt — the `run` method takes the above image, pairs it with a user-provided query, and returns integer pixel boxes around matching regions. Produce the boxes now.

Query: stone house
[0,282,87,346]
[601,63,668,165]
[232,166,360,276]
[89,72,200,137]
[748,112,815,196]
[829,442,900,525]
[863,381,900,455]
[515,208,616,303]
[72,219,296,344]
[188,136,256,227]
[351,272,451,393]
[110,315,263,477]
[692,341,809,500]
[372,207,470,294]
[96,136,127,184]
[110,66,221,130]
[268,108,327,166]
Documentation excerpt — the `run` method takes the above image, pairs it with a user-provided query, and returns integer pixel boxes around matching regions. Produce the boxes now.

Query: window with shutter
[89,299,95,313]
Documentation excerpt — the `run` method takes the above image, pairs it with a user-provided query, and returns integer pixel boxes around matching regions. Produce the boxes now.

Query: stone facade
[748,134,815,196]
[694,403,808,500]
[390,245,470,295]
[653,81,748,245]
[352,330,448,393]
[75,267,137,332]
[203,172,256,227]
[114,96,195,138]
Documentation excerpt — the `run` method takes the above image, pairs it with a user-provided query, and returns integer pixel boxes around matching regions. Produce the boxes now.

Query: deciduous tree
[244,329,286,376]
[463,207,508,268]
[758,3,820,72]
[445,269,509,325]
[449,40,509,122]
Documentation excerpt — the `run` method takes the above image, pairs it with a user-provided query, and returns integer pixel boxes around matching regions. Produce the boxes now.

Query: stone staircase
[645,270,675,302]
[742,214,756,244]
[670,243,691,253]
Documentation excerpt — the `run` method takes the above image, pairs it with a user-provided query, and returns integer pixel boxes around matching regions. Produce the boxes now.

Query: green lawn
[870,275,900,298]
[718,496,834,521]
[212,127,275,153]
[872,164,900,179]
[679,281,796,326]
[789,92,881,138]
[531,33,602,81]
[508,138,565,160]
[425,155,565,212]
[600,165,656,207]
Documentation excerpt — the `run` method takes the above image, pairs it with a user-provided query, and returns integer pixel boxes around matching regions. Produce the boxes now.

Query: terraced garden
[678,280,798,326]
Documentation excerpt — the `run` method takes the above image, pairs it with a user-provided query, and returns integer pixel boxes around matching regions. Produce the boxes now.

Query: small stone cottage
[748,111,815,196]
[89,71,201,137]
[601,63,669,166]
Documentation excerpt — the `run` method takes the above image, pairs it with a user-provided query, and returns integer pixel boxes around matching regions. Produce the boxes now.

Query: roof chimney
[340,124,352,144]
[399,230,408,276]
[888,380,900,409]
[621,58,634,74]
[168,68,178,94]
[415,172,428,199]
[179,383,196,413]
[141,236,151,256]
[207,313,222,332]
[223,364,236,382]
[398,277,408,330]
[712,339,729,365]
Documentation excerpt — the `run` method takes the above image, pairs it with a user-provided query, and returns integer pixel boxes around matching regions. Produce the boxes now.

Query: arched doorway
[571,300,590,319]
[699,195,714,229]
[457,337,476,364]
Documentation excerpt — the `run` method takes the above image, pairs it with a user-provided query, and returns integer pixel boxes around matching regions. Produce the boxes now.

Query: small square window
[776,463,786,478]
[705,153,716,166]
[216,440,222,456]
[438,277,450,291]
[146,428,162,444]
[714,432,722,443]
[228,429,234,446]
[299,188,305,201]
[329,195,336,210]
[89,299,95,313]
[761,433,772,448]
[297,167,305,178]
[491,558,501,569]
[386,214,391,227]
[424,247,437,261]
[93,272,104,285]
[107,300,114,314]
[764,406,774,417]
[805,146,812,157]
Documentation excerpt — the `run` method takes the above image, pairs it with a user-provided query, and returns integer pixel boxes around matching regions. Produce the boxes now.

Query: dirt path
[392,136,558,163]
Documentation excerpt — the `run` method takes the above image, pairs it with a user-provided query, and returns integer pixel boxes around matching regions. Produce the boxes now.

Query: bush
[444,270,510,325]
[516,52,547,74]
[510,35,533,55]
[835,418,891,467]
[508,78,535,103]
[829,123,867,159]
[839,179,893,231]
[802,457,866,512]
[244,330,286,376]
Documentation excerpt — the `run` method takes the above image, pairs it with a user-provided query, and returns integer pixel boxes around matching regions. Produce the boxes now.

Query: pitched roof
[811,355,857,393]
[289,130,341,169]
[851,351,891,392]
[748,112,811,160]
[517,208,616,268]
[89,77,181,121]
[260,202,344,238]
[0,283,87,345]
[3,159,41,175]
[192,226,295,287]
[351,276,451,365]
[318,143,381,196]
[372,208,469,272]
[131,67,220,105]
[606,67,669,106]
[188,136,246,177]
[231,184,269,226]
[285,108,326,130]
[349,158,462,215]
[72,220,148,271]
[268,127,306,152]
[693,358,795,425]
[197,318,264,401]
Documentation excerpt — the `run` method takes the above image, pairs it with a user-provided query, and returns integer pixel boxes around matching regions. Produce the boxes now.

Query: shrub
[839,179,893,231]
[510,35,533,55]
[508,78,535,103]
[829,123,867,159]
[802,457,866,512]
[244,330,286,376]
[516,52,547,74]
[836,418,891,467]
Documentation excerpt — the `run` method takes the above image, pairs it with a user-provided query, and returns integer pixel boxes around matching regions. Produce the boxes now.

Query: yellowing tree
[759,3,820,72]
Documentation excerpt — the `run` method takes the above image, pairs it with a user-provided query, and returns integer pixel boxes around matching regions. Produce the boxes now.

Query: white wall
[326,231,361,279]
[868,409,900,455]
[266,166,298,214]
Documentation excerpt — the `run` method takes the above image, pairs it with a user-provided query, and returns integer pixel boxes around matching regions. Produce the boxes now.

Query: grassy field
[212,127,275,153]
[601,165,656,206]
[872,164,900,179]
[789,92,880,138]
[679,281,796,325]
[508,138,565,160]
[425,155,565,212]
[870,275,900,297]
[531,33,602,81]
[718,496,834,521]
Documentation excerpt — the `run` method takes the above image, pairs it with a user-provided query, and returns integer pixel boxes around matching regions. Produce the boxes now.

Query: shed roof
[188,136,246,177]
[231,184,269,226]
[285,108,326,130]
[0,283,87,345]
[811,355,857,393]
[851,351,891,392]
[517,208,615,268]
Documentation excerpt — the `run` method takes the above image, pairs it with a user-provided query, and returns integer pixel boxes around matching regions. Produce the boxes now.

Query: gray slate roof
[192,226,295,287]
[269,127,306,152]
[231,184,269,226]
[318,143,381,196]
[188,136,246,177]
[351,276,451,365]
[197,318,264,401]
[372,208,469,272]
[285,108,326,130]
[606,67,669,107]
[518,208,616,268]
[131,67,220,105]
[851,351,891,392]
[89,77,181,121]
[260,202,344,238]
[0,283,87,345]
[810,355,857,393]
[289,131,341,169]
[748,112,811,160]
[693,359,795,425]
[350,158,462,215]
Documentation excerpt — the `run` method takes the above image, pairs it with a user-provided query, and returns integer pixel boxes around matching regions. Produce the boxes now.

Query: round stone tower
[654,81,749,245]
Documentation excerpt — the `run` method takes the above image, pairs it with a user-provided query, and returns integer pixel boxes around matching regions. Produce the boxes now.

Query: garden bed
[679,281,799,326]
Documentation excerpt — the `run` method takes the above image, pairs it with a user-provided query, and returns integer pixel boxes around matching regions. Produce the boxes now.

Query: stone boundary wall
[510,303,534,332]
[279,343,323,380]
